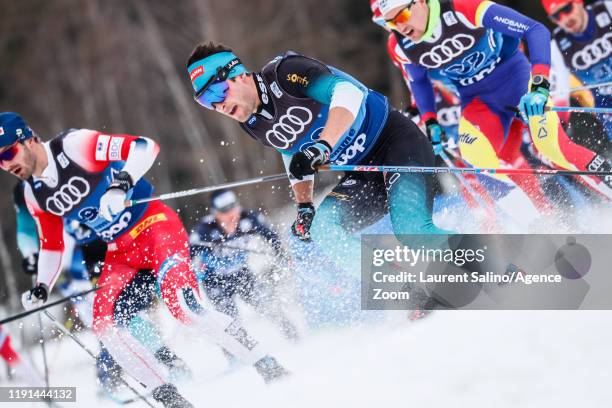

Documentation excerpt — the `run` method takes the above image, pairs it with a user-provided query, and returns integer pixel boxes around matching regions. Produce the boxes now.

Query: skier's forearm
[120,137,160,184]
[292,180,314,204]
[36,249,63,290]
[306,77,362,147]
[320,106,358,148]
[28,202,64,290]
[407,64,437,121]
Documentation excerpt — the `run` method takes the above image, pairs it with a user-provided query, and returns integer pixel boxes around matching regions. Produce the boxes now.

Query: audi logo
[419,34,476,69]
[265,106,313,149]
[45,177,91,216]
[571,32,612,71]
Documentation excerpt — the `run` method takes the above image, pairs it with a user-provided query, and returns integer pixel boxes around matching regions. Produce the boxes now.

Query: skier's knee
[113,270,157,327]
[458,117,512,184]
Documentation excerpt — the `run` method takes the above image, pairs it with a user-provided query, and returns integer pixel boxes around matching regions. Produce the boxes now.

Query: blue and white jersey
[189,210,282,280]
[397,0,551,116]
[240,52,389,170]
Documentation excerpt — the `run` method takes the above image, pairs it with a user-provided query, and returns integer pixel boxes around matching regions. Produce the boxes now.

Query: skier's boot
[96,348,123,397]
[155,346,193,381]
[254,355,291,383]
[152,384,194,408]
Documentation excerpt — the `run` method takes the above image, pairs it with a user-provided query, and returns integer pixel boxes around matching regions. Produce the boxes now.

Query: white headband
[212,190,238,210]
[378,0,412,16]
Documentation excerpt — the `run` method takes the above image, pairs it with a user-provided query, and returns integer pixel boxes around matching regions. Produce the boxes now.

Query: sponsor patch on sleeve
[95,135,110,161]
[56,152,70,169]
[108,137,125,161]
[596,12,611,28]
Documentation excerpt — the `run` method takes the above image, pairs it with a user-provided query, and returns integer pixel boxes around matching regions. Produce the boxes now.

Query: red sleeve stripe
[36,212,64,251]
[421,111,438,122]
[531,64,551,78]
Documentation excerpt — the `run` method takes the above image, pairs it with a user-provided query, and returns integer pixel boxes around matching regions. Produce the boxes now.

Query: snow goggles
[194,80,230,110]
[191,56,244,110]
[0,142,19,165]
[549,2,574,21]
[384,1,416,31]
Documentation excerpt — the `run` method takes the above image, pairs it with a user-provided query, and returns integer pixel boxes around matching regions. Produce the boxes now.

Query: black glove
[108,170,134,192]
[88,261,105,282]
[21,283,49,311]
[21,253,38,275]
[289,141,332,180]
[291,203,315,241]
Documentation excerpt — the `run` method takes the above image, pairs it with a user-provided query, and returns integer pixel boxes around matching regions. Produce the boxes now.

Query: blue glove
[289,141,332,180]
[519,85,550,121]
[425,119,444,156]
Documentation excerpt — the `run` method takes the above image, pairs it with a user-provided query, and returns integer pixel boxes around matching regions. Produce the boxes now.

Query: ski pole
[437,149,498,219]
[440,147,531,229]
[42,311,155,408]
[0,286,101,325]
[319,164,612,177]
[507,105,612,115]
[442,145,504,182]
[551,80,612,95]
[547,106,612,114]
[191,242,274,257]
[126,172,287,207]
[33,276,50,403]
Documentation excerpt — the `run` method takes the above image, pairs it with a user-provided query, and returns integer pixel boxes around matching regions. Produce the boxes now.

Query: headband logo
[227,58,240,70]
[190,66,204,82]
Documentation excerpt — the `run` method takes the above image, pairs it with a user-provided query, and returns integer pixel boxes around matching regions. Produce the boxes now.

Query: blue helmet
[0,112,33,148]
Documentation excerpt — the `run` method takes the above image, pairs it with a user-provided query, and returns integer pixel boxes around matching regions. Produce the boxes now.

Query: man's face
[0,140,37,180]
[550,1,587,34]
[215,206,241,234]
[383,0,429,42]
[212,74,259,123]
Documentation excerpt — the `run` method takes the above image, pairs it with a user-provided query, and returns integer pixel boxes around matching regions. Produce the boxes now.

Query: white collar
[33,142,58,187]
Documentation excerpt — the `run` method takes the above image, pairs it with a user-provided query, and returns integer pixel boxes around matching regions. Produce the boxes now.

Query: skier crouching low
[0,112,288,408]
[186,42,452,277]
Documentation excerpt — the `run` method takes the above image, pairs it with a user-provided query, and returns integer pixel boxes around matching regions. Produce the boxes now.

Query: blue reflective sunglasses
[194,81,230,110]
[193,58,241,110]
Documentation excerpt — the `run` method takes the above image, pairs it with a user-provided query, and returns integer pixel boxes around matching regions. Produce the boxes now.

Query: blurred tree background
[0,0,579,308]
